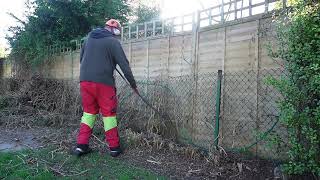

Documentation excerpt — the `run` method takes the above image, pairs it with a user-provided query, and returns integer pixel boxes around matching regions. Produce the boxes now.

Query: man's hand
[133,87,139,94]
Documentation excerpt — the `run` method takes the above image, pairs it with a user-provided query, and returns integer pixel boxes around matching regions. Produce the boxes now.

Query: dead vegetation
[0,76,81,129]
[0,76,277,179]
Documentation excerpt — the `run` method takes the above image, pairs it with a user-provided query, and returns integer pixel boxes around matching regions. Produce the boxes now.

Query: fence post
[166,34,171,80]
[265,0,269,13]
[209,9,212,25]
[249,0,252,16]
[255,19,261,156]
[214,70,223,148]
[166,34,170,79]
[136,25,139,39]
[191,11,200,140]
[282,0,287,8]
[121,26,124,41]
[147,40,150,81]
[181,16,184,32]
[234,1,237,20]
[161,20,165,35]
[221,1,225,23]
[71,51,74,80]
[192,11,200,74]
[152,21,156,36]
[144,22,147,38]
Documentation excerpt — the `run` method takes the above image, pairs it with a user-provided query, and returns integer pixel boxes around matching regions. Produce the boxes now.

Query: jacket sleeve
[80,40,86,63]
[112,40,137,88]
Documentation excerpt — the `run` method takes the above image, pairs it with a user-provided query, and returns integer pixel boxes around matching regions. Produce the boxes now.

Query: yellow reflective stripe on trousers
[81,112,96,129]
[103,117,117,131]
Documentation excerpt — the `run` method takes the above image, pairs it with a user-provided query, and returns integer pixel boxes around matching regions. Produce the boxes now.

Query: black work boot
[72,144,92,157]
[110,146,122,157]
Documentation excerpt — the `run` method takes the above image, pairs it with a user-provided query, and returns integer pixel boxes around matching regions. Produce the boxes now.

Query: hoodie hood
[89,28,113,39]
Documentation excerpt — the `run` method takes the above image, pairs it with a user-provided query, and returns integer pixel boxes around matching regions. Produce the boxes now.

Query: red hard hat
[106,19,121,29]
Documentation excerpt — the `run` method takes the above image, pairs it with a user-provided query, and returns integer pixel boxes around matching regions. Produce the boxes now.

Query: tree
[132,3,160,23]
[7,0,130,66]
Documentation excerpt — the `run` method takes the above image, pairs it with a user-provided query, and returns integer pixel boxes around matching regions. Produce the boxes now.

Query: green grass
[0,148,166,180]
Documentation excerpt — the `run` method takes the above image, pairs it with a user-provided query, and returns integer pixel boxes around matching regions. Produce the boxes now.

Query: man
[73,19,137,157]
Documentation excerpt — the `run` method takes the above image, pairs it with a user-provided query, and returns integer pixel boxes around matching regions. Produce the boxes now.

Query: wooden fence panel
[198,28,225,73]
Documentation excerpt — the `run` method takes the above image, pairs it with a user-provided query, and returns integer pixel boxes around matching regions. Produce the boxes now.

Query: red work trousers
[77,81,119,148]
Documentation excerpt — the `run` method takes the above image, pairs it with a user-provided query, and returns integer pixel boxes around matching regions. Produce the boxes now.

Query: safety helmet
[106,19,121,29]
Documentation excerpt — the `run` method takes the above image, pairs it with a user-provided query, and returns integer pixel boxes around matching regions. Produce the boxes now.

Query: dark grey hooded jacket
[80,28,136,88]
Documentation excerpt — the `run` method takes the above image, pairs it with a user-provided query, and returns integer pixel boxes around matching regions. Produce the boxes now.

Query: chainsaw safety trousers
[77,81,119,148]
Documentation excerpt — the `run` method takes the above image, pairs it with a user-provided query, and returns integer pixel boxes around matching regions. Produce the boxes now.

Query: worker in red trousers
[73,19,137,157]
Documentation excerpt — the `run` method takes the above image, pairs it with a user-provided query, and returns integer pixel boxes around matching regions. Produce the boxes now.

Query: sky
[161,0,219,18]
[0,0,26,50]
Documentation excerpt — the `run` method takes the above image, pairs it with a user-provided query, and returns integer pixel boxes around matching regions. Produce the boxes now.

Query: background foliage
[131,3,160,23]
[7,0,131,66]
[7,0,160,66]
[269,0,320,176]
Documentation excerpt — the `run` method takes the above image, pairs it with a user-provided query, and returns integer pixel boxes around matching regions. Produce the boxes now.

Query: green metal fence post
[214,70,222,148]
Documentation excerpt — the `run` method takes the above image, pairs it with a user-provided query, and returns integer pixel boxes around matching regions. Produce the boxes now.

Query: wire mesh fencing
[116,68,288,158]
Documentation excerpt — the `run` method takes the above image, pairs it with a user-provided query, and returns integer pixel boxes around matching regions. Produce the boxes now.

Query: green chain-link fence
[0,61,288,159]
[116,68,288,158]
